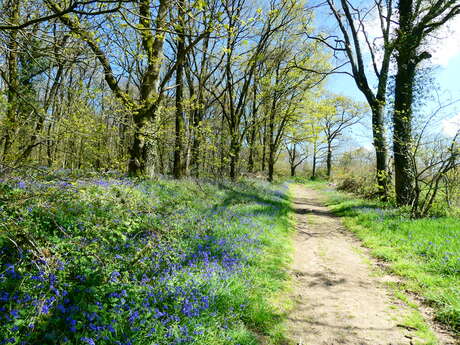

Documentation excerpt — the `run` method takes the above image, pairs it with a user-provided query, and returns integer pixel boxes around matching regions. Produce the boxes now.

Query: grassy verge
[0,175,293,345]
[304,182,460,336]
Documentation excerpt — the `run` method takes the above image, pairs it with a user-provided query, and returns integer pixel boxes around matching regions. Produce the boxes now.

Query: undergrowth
[0,174,293,345]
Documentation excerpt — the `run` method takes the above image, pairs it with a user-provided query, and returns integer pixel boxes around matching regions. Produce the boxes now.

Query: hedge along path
[287,184,455,345]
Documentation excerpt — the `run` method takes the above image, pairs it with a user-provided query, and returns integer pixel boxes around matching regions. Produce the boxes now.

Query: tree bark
[188,32,210,177]
[393,53,416,205]
[261,119,266,172]
[267,147,275,182]
[371,104,389,198]
[128,112,150,176]
[247,81,258,173]
[247,124,256,173]
[392,0,417,205]
[173,0,186,179]
[267,106,276,182]
[288,143,297,177]
[229,133,240,181]
[2,0,20,161]
[326,141,332,178]
[311,141,317,179]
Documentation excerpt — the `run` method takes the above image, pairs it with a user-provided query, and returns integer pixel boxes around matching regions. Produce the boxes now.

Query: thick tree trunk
[371,104,389,199]
[290,165,296,177]
[156,140,165,175]
[392,0,417,206]
[393,54,416,205]
[229,135,240,181]
[128,133,147,175]
[124,0,169,177]
[128,110,151,176]
[127,0,169,177]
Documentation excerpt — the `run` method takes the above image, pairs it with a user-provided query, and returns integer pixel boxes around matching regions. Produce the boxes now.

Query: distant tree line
[1,0,459,212]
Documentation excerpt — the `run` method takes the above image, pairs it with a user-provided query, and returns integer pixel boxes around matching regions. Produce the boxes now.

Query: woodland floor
[286,184,457,345]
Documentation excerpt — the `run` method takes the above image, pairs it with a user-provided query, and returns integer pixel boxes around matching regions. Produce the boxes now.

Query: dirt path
[287,184,453,345]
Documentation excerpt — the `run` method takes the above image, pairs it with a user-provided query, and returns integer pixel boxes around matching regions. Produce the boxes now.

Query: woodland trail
[287,184,456,345]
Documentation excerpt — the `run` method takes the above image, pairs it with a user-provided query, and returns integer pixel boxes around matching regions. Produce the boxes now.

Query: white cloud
[357,10,460,69]
[428,15,460,67]
[442,113,460,137]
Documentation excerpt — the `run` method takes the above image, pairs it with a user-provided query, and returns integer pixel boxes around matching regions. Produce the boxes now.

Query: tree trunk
[247,125,256,173]
[393,54,416,205]
[267,89,277,182]
[326,141,332,178]
[219,114,225,176]
[392,0,417,206]
[248,80,258,173]
[121,0,170,176]
[371,104,389,199]
[311,142,317,179]
[189,84,203,178]
[189,32,210,177]
[289,143,297,177]
[261,119,266,172]
[187,74,200,176]
[189,76,201,177]
[190,123,201,176]
[46,123,53,167]
[173,0,185,179]
[229,134,240,181]
[128,111,150,176]
[268,146,275,182]
[2,0,20,161]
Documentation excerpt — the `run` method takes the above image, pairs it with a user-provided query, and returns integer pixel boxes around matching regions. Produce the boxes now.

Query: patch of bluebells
[0,177,287,344]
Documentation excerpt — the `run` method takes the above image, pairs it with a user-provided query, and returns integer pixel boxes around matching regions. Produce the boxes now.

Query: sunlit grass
[0,175,293,344]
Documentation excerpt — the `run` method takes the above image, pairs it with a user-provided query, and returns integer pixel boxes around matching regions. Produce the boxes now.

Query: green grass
[0,176,294,344]
[222,181,295,343]
[303,183,460,335]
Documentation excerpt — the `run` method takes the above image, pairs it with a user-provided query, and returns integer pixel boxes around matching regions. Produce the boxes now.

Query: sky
[315,4,460,149]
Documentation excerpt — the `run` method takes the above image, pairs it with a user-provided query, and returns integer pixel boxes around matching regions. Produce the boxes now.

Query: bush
[335,175,379,199]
